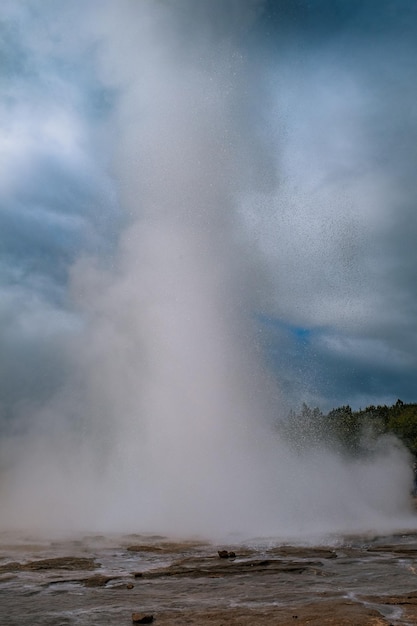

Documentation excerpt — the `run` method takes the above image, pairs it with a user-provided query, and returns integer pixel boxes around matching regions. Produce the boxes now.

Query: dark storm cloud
[242,0,417,409]
[0,2,118,423]
[261,0,417,40]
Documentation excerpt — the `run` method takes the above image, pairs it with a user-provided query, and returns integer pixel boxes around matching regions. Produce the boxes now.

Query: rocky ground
[1,535,417,624]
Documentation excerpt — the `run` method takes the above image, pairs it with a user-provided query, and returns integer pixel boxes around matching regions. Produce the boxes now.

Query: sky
[1,0,417,437]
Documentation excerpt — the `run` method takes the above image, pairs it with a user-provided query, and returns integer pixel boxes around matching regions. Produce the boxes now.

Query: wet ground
[2,530,417,625]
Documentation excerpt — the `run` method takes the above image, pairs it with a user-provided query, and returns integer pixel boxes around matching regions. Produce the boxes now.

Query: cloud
[0,1,119,423]
[240,6,417,408]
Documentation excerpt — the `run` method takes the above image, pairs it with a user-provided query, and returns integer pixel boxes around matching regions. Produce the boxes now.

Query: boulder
[132,614,154,624]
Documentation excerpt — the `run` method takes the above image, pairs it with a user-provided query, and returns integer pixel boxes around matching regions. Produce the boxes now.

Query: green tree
[387,403,417,456]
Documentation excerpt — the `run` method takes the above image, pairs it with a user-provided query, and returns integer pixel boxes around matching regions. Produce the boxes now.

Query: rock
[218,550,236,559]
[127,541,202,554]
[269,546,337,559]
[0,557,98,572]
[83,574,115,587]
[132,614,154,624]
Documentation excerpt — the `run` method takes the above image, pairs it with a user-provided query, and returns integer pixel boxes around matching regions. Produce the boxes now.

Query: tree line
[279,399,417,459]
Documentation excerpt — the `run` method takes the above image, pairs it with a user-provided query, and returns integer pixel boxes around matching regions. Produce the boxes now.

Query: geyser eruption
[0,0,415,540]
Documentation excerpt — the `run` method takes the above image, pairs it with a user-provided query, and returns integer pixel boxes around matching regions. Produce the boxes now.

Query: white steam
[0,0,415,540]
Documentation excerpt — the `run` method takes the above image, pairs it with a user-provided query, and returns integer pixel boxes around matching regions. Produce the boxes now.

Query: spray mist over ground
[0,1,415,541]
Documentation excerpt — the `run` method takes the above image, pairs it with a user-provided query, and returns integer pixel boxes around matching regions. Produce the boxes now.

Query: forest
[280,399,417,459]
